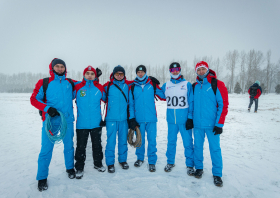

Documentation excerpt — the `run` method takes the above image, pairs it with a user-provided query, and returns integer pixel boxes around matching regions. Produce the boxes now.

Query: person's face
[53,64,65,74]
[171,70,180,75]
[137,71,145,78]
[85,71,95,80]
[114,72,124,81]
[197,67,207,76]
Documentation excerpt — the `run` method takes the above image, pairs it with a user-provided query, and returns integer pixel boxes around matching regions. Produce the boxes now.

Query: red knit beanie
[83,66,97,76]
[195,61,209,73]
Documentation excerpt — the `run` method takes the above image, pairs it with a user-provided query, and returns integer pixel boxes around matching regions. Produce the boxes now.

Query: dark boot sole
[108,170,115,173]
[76,175,83,179]
[149,169,156,172]
[187,172,195,176]
[214,182,223,187]
[94,166,106,172]
[119,163,129,170]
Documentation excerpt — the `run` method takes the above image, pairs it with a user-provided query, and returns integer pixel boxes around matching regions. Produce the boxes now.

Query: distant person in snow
[248,81,262,113]
[128,65,165,172]
[73,66,106,179]
[192,61,229,187]
[102,65,134,173]
[160,62,195,175]
[30,58,78,191]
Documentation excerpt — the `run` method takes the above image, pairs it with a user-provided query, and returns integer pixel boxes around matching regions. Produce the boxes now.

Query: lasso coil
[127,127,142,148]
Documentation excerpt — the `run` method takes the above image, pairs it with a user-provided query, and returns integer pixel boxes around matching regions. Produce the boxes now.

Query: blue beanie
[113,65,125,76]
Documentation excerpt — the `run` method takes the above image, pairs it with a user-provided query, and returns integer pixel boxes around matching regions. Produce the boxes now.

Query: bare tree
[266,50,271,93]
[225,50,239,93]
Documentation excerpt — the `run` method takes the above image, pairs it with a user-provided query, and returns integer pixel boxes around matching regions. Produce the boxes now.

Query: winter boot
[187,167,195,176]
[108,165,115,173]
[248,108,250,112]
[149,164,156,172]
[38,179,48,192]
[213,176,223,187]
[76,170,84,179]
[254,111,257,113]
[134,160,144,167]
[194,169,203,179]
[94,165,106,172]
[164,164,175,172]
[66,168,76,179]
[119,162,129,170]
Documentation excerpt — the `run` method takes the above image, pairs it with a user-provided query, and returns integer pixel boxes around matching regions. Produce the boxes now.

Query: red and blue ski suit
[30,59,78,180]
[103,74,133,166]
[128,77,165,164]
[74,77,106,129]
[161,76,194,167]
[193,69,229,177]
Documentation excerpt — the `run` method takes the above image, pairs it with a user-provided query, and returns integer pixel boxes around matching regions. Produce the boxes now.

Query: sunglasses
[115,72,124,77]
[169,67,181,72]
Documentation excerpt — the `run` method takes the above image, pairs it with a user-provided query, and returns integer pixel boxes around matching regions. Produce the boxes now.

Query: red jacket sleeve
[30,79,48,112]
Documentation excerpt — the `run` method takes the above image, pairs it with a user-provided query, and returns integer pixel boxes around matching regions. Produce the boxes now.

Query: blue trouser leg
[135,123,146,161]
[205,129,223,177]
[117,120,128,163]
[36,121,74,180]
[166,123,179,164]
[63,123,74,170]
[105,121,117,166]
[178,125,194,167]
[146,122,157,164]
[193,128,205,170]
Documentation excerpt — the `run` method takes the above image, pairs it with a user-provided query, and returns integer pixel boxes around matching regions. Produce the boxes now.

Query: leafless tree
[225,50,239,93]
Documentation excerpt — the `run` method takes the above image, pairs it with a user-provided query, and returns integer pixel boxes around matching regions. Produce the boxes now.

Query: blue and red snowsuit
[73,69,106,170]
[193,69,229,177]
[161,76,195,167]
[103,74,133,166]
[128,77,165,165]
[30,59,78,180]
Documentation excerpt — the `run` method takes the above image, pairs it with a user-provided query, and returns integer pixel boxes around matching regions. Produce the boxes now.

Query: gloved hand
[149,76,160,85]
[213,126,223,135]
[185,119,194,130]
[99,120,106,127]
[96,68,102,77]
[129,118,140,130]
[48,107,60,117]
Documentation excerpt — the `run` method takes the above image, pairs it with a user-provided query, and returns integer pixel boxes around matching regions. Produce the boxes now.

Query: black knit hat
[113,65,125,76]
[52,58,66,68]
[136,65,146,74]
[169,62,181,70]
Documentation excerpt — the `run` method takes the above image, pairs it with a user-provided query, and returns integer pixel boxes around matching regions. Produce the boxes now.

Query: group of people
[30,58,229,192]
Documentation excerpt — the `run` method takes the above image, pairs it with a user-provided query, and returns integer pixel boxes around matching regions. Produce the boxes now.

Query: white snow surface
[0,93,280,198]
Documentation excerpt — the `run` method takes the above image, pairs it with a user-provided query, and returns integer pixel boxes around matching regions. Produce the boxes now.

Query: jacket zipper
[174,80,176,124]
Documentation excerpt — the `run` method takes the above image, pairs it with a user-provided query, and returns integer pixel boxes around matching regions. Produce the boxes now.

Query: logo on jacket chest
[181,85,187,90]
[80,90,87,97]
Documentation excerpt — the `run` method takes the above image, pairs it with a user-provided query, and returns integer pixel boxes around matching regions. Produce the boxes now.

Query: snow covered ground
[0,93,280,198]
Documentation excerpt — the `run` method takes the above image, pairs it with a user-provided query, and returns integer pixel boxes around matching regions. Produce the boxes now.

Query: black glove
[213,126,223,135]
[99,120,106,127]
[149,76,160,85]
[47,107,60,117]
[185,119,194,130]
[96,68,102,78]
[129,118,140,130]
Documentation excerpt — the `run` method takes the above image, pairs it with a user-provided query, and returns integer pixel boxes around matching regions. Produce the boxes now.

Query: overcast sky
[0,0,279,75]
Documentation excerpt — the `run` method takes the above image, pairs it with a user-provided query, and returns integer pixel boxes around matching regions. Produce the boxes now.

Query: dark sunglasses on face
[169,67,181,72]
[115,72,124,77]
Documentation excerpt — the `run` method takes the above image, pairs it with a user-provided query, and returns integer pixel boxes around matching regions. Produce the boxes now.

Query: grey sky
[0,0,279,75]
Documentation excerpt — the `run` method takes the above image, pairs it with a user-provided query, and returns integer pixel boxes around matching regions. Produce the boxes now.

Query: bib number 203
[166,96,186,107]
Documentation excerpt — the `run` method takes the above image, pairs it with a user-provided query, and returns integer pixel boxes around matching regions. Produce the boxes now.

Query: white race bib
[165,81,189,109]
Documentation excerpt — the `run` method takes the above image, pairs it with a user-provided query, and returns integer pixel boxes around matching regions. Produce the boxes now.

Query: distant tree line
[1,49,279,93]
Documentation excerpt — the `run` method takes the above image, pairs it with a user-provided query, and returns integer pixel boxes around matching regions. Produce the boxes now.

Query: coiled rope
[127,127,142,148]
[44,111,67,144]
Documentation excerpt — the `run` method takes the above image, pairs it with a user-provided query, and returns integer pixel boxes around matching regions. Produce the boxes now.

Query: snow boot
[248,108,250,112]
[119,162,129,170]
[76,170,84,179]
[149,164,156,172]
[187,167,195,176]
[164,164,175,172]
[66,168,76,179]
[194,169,203,179]
[38,179,48,192]
[94,165,106,172]
[134,160,144,167]
[254,111,257,113]
[108,165,115,173]
[213,176,223,187]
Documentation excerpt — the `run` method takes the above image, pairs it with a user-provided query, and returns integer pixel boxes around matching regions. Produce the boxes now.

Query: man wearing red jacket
[248,81,262,113]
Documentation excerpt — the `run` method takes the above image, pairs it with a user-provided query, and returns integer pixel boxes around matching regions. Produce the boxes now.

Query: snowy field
[0,93,280,198]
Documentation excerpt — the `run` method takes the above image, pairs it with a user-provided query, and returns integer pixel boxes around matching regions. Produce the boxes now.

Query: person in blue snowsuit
[30,58,78,191]
[128,65,165,172]
[103,65,134,173]
[160,62,195,175]
[192,61,229,187]
[73,66,106,179]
